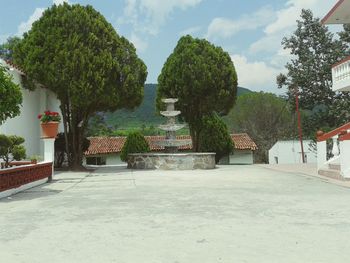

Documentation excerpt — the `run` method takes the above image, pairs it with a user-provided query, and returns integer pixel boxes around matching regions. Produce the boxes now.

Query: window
[86,156,106,165]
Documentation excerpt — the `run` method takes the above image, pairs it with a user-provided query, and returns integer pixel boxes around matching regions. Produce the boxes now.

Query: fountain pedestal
[127,98,216,170]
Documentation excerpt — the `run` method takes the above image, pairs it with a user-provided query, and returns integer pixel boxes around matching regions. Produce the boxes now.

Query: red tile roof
[4,60,25,75]
[231,133,258,150]
[85,133,257,156]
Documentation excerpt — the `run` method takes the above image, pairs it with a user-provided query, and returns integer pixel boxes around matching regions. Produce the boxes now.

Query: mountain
[105,84,252,129]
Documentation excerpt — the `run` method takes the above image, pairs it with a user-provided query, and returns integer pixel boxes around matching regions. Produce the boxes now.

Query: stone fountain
[127,98,216,170]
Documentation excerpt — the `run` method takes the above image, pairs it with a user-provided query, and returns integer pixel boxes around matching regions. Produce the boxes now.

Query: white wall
[0,60,62,158]
[83,154,124,166]
[268,140,317,164]
[229,150,254,164]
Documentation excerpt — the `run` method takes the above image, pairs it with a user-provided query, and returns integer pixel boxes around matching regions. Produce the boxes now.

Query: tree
[120,131,150,162]
[0,64,22,124]
[225,92,296,163]
[0,37,21,60]
[54,132,90,168]
[198,113,233,163]
[277,9,350,130]
[0,134,26,168]
[13,3,147,169]
[157,35,237,151]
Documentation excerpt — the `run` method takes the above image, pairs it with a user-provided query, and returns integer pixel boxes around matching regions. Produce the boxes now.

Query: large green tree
[0,65,22,124]
[157,35,237,151]
[277,9,350,133]
[225,92,296,163]
[13,3,147,169]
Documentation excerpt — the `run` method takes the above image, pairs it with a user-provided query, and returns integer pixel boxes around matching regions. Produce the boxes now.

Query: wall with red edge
[0,162,52,194]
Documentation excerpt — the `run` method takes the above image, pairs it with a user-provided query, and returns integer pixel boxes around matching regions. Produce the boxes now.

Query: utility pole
[295,86,305,163]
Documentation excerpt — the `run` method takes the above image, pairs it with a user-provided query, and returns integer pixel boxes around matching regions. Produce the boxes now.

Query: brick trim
[0,162,52,192]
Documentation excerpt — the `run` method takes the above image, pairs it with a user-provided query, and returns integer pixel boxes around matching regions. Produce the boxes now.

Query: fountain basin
[127,152,216,170]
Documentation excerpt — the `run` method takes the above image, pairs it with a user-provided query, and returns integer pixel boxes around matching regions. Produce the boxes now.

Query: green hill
[104,84,252,129]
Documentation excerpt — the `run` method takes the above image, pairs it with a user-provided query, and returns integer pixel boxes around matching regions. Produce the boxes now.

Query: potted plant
[30,155,42,164]
[38,110,61,138]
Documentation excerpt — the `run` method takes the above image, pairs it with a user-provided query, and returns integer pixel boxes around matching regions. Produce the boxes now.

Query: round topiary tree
[0,65,22,124]
[198,113,233,163]
[13,3,147,169]
[120,131,150,162]
[157,35,237,151]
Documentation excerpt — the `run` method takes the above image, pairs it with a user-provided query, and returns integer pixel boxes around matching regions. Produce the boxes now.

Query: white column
[340,140,350,179]
[317,141,327,170]
[332,136,339,157]
[43,138,55,181]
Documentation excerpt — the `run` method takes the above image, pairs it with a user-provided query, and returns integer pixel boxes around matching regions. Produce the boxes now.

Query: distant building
[84,133,258,165]
[268,140,317,164]
[0,59,63,158]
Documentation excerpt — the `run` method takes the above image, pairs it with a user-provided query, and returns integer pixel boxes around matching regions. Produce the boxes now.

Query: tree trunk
[60,103,70,167]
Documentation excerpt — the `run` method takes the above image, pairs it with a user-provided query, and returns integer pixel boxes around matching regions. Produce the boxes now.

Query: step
[329,163,341,171]
[318,168,343,180]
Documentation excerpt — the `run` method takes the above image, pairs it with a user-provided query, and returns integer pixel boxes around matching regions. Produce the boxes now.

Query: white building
[0,59,62,158]
[316,0,350,179]
[269,140,317,165]
[83,133,258,166]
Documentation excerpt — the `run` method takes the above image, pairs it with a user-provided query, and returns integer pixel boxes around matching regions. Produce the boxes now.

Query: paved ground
[1,165,350,263]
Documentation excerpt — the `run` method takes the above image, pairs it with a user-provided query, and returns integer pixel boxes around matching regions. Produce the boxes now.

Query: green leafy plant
[120,131,150,162]
[0,64,22,124]
[198,113,233,163]
[38,110,61,123]
[30,155,42,163]
[0,134,26,168]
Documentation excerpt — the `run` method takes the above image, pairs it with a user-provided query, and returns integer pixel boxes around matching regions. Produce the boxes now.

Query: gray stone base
[127,153,216,170]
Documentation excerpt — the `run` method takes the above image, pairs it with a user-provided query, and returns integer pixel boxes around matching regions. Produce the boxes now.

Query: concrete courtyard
[1,164,350,263]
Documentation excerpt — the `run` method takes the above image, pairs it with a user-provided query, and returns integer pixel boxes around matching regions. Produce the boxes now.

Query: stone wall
[127,153,216,170]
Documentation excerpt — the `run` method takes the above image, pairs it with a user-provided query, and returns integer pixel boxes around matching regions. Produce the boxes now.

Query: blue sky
[0,0,339,93]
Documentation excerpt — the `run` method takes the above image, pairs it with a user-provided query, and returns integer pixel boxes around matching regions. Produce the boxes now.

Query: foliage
[38,110,61,123]
[225,92,296,163]
[156,35,238,151]
[54,132,90,168]
[120,131,150,162]
[89,84,250,133]
[277,9,350,134]
[13,3,147,169]
[0,36,21,60]
[198,113,233,163]
[0,64,22,124]
[0,134,26,168]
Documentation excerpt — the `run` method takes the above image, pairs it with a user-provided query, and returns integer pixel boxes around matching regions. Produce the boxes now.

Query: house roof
[85,133,258,156]
[322,0,350,24]
[230,133,258,150]
[0,59,25,75]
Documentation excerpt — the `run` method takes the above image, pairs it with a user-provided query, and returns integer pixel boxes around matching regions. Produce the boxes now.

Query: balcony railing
[332,56,350,92]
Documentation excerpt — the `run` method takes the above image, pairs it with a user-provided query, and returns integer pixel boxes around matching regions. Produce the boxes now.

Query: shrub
[198,113,233,163]
[0,134,26,168]
[120,131,150,162]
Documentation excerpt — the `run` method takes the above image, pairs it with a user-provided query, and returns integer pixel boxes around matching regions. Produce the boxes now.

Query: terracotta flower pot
[41,121,59,138]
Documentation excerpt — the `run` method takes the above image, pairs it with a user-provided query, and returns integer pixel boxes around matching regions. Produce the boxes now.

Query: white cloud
[231,54,282,91]
[17,8,45,36]
[206,6,275,40]
[53,0,69,5]
[179,26,201,36]
[17,1,71,37]
[119,0,202,35]
[130,33,148,52]
[248,0,338,80]
[264,0,332,35]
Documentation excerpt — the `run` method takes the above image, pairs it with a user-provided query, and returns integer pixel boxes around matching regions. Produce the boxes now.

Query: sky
[0,0,341,93]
